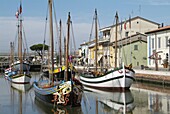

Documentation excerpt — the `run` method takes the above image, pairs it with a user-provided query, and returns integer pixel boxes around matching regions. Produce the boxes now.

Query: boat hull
[33,80,83,107]
[6,73,31,84]
[80,67,135,91]
[11,60,30,71]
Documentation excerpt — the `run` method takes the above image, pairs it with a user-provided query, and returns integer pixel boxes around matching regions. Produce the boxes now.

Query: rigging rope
[22,25,29,58]
[42,4,49,61]
[70,22,76,55]
[53,0,59,55]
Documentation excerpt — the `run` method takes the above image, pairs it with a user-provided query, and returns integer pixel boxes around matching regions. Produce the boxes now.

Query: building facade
[146,25,170,69]
[100,16,160,68]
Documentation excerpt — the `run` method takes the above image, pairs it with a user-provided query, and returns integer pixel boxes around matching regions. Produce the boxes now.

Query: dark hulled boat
[33,0,83,107]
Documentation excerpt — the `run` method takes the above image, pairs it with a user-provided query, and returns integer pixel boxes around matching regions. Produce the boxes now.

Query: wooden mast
[65,12,71,81]
[114,12,118,68]
[49,0,54,84]
[18,1,23,74]
[64,37,66,65]
[10,42,14,66]
[95,9,98,73]
[59,19,62,66]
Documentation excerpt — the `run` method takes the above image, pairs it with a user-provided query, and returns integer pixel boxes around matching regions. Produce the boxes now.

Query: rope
[71,22,76,55]
[22,25,29,57]
[41,4,48,72]
[53,0,59,54]
[86,12,95,69]
[42,4,49,57]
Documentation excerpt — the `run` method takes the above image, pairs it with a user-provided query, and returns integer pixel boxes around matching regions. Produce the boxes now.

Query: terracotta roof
[145,25,170,34]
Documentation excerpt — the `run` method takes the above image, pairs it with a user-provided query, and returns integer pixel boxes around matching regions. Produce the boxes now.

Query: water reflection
[2,73,170,114]
[34,97,83,114]
[132,83,170,114]
[10,83,31,114]
[82,87,135,114]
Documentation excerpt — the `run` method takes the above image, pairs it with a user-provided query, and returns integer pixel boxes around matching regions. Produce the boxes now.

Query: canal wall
[134,69,170,86]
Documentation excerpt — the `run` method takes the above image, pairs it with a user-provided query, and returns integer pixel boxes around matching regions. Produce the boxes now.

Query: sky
[1,0,170,53]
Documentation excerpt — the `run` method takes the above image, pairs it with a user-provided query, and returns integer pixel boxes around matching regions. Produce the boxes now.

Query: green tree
[30,44,48,59]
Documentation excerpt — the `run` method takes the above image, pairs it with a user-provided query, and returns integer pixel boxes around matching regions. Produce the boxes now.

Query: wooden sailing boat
[5,1,31,84]
[33,0,82,107]
[79,10,135,91]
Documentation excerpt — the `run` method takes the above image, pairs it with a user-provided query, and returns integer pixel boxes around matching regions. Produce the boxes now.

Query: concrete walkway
[134,69,170,76]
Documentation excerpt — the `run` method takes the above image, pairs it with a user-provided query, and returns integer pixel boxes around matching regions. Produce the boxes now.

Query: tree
[30,44,48,59]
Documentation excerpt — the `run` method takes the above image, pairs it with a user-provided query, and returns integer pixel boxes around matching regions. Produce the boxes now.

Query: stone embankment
[134,69,170,86]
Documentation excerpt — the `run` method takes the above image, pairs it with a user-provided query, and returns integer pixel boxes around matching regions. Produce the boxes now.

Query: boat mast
[18,1,23,74]
[65,12,71,81]
[59,19,62,66]
[95,9,98,72]
[10,42,14,66]
[49,0,54,84]
[64,37,66,65]
[114,12,118,68]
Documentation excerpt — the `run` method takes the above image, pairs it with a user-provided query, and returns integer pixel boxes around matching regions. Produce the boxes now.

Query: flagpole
[120,19,123,66]
[129,15,132,64]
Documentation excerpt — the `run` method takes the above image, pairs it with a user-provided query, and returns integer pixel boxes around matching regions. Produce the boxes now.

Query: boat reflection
[11,83,31,92]
[132,83,170,114]
[83,87,135,114]
[34,97,83,114]
[10,84,31,114]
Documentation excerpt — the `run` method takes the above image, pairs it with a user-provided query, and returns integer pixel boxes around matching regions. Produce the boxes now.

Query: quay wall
[134,69,170,86]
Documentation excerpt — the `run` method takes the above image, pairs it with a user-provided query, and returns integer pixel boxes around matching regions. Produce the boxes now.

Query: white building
[145,25,170,69]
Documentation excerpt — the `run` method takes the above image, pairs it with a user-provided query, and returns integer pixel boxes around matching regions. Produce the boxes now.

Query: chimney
[162,23,164,27]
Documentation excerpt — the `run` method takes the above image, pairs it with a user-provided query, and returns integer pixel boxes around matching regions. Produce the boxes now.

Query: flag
[124,18,126,30]
[15,11,19,18]
[129,15,131,29]
[15,4,22,19]
[19,4,22,14]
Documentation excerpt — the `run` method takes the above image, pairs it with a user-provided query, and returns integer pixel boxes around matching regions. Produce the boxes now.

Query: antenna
[139,5,141,16]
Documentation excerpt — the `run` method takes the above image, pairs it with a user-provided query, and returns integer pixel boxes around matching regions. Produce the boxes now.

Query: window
[137,62,139,66]
[159,55,161,64]
[166,36,168,48]
[134,45,138,50]
[125,31,129,37]
[158,37,161,48]
[152,38,154,49]
[104,33,106,37]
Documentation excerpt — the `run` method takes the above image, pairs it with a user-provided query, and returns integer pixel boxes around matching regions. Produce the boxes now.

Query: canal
[0,72,170,114]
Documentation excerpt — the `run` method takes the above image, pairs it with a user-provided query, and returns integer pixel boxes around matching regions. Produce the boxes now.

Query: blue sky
[1,0,170,53]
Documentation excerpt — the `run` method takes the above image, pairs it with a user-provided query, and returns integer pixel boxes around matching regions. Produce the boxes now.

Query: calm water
[0,72,170,114]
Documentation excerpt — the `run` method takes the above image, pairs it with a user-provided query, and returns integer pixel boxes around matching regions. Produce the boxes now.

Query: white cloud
[0,16,91,53]
[133,0,170,5]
